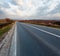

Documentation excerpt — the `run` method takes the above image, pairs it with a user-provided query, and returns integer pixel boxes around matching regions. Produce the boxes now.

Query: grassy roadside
[0,24,13,41]
[46,25,60,29]
[23,22,60,29]
[32,23,60,29]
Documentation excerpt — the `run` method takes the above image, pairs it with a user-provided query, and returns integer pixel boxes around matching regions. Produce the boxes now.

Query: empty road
[12,22,60,56]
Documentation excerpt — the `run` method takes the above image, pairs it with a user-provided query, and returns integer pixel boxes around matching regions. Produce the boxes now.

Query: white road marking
[26,24,60,38]
[15,23,17,56]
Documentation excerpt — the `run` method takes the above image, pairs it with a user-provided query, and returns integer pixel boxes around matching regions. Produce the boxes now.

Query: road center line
[25,24,60,38]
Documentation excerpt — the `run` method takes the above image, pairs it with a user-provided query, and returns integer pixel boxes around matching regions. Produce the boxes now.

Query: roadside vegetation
[0,24,12,36]
[0,18,15,42]
[0,24,13,42]
[19,20,60,29]
[36,23,60,29]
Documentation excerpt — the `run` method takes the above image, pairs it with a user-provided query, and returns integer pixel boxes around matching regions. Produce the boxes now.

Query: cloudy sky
[0,0,60,20]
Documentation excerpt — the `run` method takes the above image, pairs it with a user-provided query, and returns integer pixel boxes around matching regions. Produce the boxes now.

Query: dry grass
[0,24,13,37]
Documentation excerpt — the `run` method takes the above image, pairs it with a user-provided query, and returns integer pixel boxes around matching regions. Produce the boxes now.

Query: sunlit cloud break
[0,0,60,20]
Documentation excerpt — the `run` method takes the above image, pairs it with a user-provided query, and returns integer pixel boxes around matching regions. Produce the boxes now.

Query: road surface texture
[12,22,60,56]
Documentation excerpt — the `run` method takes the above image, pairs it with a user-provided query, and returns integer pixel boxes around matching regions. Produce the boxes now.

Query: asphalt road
[15,22,60,56]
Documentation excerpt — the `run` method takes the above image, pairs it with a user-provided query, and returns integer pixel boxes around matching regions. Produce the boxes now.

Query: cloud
[0,0,60,20]
[47,13,60,18]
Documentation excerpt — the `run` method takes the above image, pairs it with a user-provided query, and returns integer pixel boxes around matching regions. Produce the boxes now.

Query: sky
[0,0,60,20]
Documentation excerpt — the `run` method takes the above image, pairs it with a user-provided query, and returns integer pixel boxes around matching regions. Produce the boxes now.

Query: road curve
[15,22,60,56]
